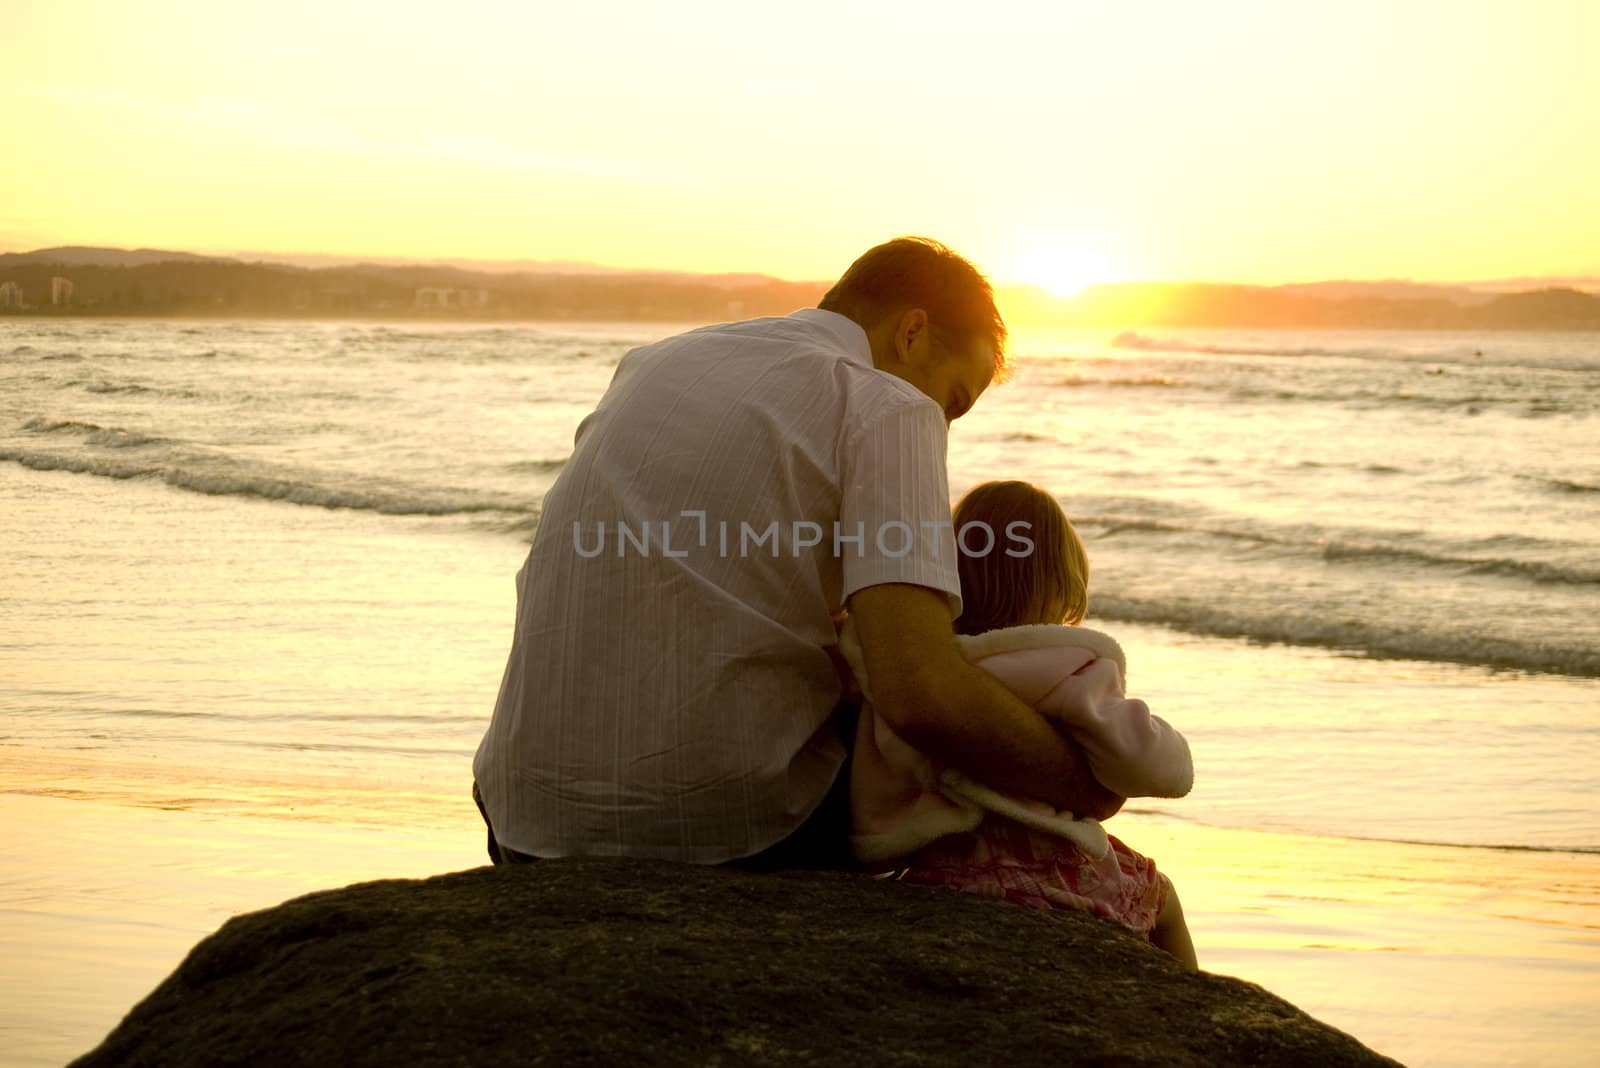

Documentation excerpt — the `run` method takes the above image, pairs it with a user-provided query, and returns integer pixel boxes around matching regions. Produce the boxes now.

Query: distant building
[0,281,21,308]
[51,277,74,305]
[415,287,490,310]
[316,286,360,311]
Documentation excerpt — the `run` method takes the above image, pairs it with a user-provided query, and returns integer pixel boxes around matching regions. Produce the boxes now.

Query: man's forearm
[847,582,1122,820]
[879,661,1123,820]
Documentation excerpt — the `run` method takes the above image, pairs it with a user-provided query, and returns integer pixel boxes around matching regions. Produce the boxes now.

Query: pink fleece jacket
[838,623,1193,864]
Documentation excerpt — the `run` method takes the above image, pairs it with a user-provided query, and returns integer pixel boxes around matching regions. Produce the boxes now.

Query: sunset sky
[5,0,1597,291]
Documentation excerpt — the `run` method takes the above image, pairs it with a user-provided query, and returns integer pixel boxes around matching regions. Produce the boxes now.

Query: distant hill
[1469,287,1600,329]
[225,250,634,275]
[229,250,785,289]
[0,246,231,268]
[0,248,825,322]
[2,245,1597,328]
[1465,275,1600,294]
[1275,280,1495,306]
[1014,281,1600,330]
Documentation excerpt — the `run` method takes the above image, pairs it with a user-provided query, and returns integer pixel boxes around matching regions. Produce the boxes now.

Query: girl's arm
[976,648,1193,799]
[847,584,1125,820]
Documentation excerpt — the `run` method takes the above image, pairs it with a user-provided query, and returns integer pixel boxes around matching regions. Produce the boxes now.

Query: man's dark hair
[819,236,1008,376]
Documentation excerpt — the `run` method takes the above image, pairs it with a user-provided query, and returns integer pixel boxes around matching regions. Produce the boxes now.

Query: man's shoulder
[629,311,938,427]
[682,310,859,354]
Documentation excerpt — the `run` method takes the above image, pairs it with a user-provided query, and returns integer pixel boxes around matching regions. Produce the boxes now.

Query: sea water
[4,318,1595,849]
[3,318,1599,1064]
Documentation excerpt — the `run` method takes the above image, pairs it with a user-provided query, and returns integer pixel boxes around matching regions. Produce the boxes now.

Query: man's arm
[847,583,1124,820]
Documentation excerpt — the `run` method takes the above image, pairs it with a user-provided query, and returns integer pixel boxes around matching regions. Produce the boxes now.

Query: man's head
[819,237,1008,422]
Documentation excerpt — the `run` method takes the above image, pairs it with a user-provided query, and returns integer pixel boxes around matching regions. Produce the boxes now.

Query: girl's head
[952,480,1088,635]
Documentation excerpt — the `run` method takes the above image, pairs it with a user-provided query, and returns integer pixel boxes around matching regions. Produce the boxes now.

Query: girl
[841,480,1197,968]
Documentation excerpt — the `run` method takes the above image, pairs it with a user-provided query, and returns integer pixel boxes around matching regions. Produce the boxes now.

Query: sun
[1014,246,1115,298]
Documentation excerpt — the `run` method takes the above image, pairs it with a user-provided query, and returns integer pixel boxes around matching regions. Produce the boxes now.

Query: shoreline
[3,793,1597,1067]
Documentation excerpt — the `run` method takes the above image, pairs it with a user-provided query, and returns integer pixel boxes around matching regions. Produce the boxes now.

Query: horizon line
[4,242,1599,294]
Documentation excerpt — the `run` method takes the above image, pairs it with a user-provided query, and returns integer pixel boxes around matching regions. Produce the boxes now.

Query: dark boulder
[74,858,1400,1066]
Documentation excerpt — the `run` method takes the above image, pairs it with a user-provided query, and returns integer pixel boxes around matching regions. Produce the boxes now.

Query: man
[473,236,1118,867]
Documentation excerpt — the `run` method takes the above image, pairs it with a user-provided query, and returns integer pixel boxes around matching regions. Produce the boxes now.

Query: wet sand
[3,793,1596,1067]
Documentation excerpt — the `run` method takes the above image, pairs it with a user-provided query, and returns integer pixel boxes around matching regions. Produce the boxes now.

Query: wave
[1319,539,1600,585]
[340,326,528,342]
[1519,475,1600,495]
[1296,460,1404,476]
[1057,374,1185,388]
[60,376,216,400]
[22,416,170,449]
[1057,372,1587,414]
[1091,593,1600,678]
[108,707,217,720]
[490,512,544,538]
[88,428,166,449]
[1307,392,1585,417]
[80,380,156,395]
[1111,330,1475,361]
[0,447,532,519]
[1111,330,1600,374]
[23,416,102,434]
[1081,514,1600,586]
[503,458,569,475]
[1328,832,1599,856]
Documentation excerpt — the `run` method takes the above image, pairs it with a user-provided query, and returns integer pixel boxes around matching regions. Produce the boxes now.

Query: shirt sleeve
[998,651,1193,800]
[839,398,962,618]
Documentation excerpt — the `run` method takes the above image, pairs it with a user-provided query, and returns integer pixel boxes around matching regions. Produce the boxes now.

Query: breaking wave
[22,416,169,449]
[1091,594,1600,678]
[0,447,530,519]
[1080,514,1600,586]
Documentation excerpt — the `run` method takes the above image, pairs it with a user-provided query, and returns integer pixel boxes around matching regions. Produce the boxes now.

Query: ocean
[3,317,1598,1066]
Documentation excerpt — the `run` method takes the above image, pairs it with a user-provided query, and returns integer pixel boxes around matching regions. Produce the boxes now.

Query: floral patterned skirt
[900,817,1168,937]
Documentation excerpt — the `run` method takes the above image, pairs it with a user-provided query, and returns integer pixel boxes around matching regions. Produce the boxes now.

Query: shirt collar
[788,308,873,368]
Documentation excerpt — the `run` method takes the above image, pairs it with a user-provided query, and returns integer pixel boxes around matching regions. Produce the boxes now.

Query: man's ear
[891,307,933,364]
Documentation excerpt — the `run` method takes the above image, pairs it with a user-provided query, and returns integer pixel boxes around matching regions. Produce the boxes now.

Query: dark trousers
[472,779,539,865]
[473,700,858,871]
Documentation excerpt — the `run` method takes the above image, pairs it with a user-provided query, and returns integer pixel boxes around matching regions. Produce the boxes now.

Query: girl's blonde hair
[952,480,1089,636]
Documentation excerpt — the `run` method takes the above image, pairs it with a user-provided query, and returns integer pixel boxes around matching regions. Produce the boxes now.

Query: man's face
[913,330,996,424]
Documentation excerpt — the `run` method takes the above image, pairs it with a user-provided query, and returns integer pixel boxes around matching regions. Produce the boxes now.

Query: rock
[73,859,1400,1066]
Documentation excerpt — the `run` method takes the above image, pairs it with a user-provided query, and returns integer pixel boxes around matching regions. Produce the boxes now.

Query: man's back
[474,309,959,862]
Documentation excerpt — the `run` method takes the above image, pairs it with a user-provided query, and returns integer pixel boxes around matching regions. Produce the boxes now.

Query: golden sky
[5,0,1597,291]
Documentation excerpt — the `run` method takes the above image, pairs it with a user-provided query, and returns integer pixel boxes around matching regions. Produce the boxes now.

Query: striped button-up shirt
[473,308,962,862]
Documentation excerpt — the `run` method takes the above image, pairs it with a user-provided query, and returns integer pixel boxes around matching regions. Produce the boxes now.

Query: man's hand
[848,583,1123,819]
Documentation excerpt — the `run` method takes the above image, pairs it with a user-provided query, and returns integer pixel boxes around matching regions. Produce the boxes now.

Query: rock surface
[74,858,1401,1066]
